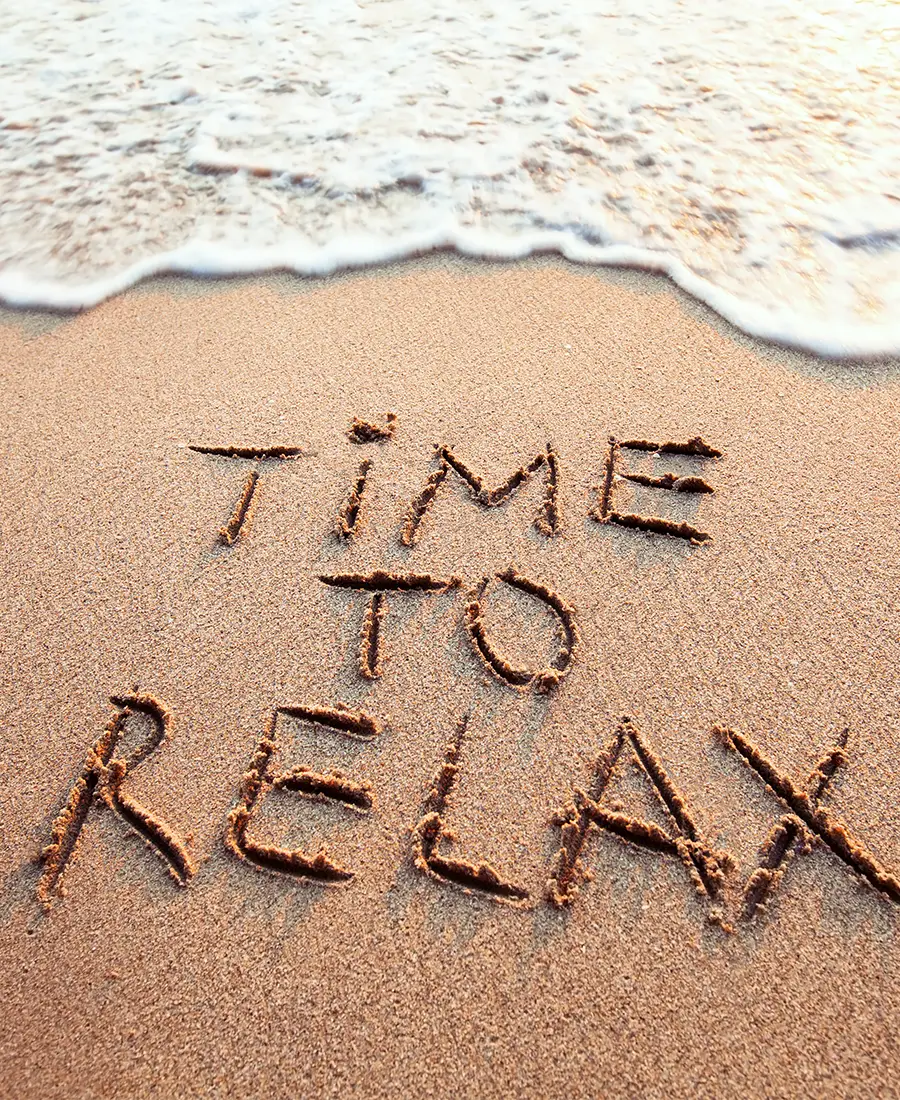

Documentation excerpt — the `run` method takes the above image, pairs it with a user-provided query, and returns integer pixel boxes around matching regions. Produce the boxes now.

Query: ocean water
[0,0,898,355]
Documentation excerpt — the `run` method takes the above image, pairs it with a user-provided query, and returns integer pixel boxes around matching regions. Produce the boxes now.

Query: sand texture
[0,258,899,1098]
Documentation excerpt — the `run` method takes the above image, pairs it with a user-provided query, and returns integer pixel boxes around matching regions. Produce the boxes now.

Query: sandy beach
[1,257,899,1098]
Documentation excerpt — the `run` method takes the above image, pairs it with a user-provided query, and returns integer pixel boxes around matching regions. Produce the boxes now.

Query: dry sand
[0,257,899,1098]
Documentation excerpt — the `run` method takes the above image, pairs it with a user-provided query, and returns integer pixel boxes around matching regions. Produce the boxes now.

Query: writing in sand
[32,415,900,934]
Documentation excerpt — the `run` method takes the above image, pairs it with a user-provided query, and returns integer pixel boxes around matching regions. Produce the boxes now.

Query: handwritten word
[319,568,578,694]
[37,697,900,932]
[189,430,721,548]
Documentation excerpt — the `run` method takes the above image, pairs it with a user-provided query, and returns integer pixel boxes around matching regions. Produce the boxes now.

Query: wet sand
[1,257,899,1098]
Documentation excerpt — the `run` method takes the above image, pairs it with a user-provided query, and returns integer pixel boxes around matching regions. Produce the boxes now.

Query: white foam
[1,0,898,358]
[3,225,899,358]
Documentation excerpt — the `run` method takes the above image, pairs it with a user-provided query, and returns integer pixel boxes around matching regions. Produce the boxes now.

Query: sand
[0,257,899,1099]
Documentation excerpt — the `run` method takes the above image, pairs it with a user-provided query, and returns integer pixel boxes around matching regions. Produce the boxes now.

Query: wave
[2,224,899,359]
[2,0,898,358]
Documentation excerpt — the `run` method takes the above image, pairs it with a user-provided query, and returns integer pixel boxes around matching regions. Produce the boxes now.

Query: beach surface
[1,258,899,1098]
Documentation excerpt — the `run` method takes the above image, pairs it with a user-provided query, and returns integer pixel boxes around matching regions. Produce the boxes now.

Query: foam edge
[1,222,898,360]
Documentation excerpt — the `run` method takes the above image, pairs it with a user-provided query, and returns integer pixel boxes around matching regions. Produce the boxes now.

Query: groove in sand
[411,716,530,904]
[38,693,194,909]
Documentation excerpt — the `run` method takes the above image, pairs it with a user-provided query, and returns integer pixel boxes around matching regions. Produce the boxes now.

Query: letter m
[401,441,560,546]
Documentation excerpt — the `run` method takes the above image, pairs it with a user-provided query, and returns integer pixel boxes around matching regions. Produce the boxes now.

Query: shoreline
[3,236,900,362]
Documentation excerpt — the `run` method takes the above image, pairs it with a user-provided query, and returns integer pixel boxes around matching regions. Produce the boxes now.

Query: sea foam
[1,0,898,357]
